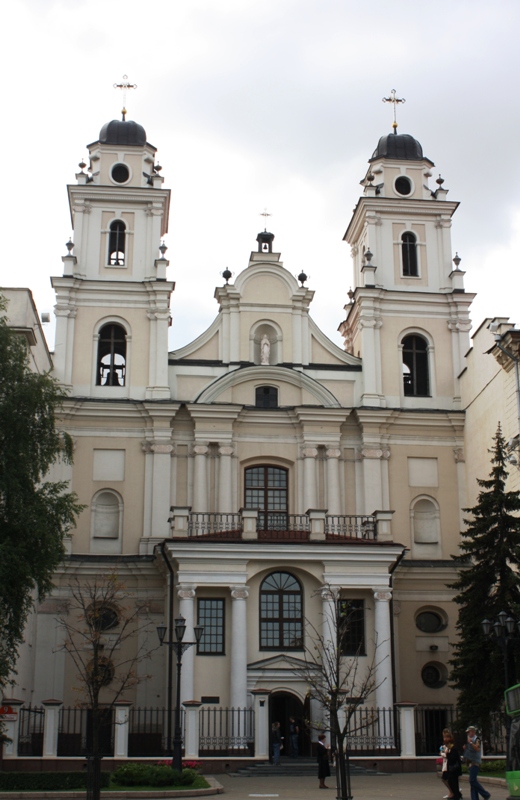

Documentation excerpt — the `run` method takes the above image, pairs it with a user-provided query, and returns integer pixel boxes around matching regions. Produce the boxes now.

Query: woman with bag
[444,731,463,800]
[317,733,331,789]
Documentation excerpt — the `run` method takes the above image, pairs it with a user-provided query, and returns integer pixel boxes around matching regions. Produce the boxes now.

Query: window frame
[255,385,279,408]
[402,334,430,397]
[401,231,419,277]
[108,220,126,267]
[96,323,127,387]
[259,571,303,651]
[197,598,225,655]
[338,599,366,656]
[245,465,288,531]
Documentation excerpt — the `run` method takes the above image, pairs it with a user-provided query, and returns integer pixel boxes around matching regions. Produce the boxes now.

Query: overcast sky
[1,0,519,352]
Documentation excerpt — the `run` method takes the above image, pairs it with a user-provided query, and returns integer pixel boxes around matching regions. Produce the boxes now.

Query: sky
[1,0,519,352]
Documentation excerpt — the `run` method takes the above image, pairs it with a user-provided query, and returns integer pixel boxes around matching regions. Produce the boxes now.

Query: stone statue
[260,334,271,365]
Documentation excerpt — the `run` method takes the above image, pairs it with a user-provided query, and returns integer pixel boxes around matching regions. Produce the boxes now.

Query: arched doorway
[269,691,310,757]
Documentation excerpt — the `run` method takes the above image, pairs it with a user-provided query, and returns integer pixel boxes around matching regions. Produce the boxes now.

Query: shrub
[178,768,197,786]
[148,766,176,787]
[112,762,154,786]
[111,763,197,787]
[0,772,110,791]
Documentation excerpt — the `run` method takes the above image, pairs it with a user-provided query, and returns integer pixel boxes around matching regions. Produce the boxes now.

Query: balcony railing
[325,515,376,541]
[188,513,242,538]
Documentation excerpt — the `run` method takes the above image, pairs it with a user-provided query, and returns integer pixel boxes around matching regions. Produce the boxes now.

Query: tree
[450,424,520,727]
[0,295,83,689]
[292,587,381,800]
[56,573,155,800]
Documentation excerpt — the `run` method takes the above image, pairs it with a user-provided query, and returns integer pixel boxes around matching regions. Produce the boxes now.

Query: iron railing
[414,705,456,755]
[199,706,254,756]
[326,515,377,540]
[345,706,399,753]
[257,512,310,539]
[128,706,184,757]
[17,706,44,756]
[188,513,242,537]
[57,707,114,757]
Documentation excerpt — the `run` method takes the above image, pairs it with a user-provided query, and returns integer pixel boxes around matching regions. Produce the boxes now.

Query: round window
[87,656,115,688]
[87,603,119,631]
[395,176,412,196]
[421,662,446,689]
[416,611,444,633]
[111,163,130,184]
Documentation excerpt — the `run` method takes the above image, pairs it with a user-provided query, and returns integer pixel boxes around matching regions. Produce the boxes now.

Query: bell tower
[339,126,474,410]
[51,113,173,400]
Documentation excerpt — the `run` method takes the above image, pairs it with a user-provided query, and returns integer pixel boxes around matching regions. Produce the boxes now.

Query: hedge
[112,763,198,787]
[0,771,111,791]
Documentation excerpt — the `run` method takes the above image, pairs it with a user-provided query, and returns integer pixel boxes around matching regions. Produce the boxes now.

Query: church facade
[11,114,475,742]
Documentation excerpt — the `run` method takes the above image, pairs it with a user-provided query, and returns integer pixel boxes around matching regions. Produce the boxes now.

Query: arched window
[245,466,287,531]
[260,572,303,650]
[92,490,122,539]
[402,232,418,277]
[108,220,126,266]
[255,386,278,408]
[402,335,429,396]
[97,324,127,386]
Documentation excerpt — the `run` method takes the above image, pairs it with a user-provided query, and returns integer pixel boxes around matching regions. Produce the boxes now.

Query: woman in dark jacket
[317,733,331,789]
[444,732,462,800]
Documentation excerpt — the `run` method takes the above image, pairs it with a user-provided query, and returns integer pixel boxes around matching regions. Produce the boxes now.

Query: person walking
[289,716,299,758]
[440,727,455,799]
[444,731,463,800]
[463,725,491,800]
[271,721,282,766]
[317,733,331,789]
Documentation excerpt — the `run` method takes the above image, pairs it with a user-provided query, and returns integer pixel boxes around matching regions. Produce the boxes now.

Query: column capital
[326,448,341,459]
[219,446,234,457]
[360,447,391,460]
[230,586,249,600]
[302,447,318,459]
[373,588,392,602]
[320,587,337,602]
[178,585,197,600]
[193,444,209,456]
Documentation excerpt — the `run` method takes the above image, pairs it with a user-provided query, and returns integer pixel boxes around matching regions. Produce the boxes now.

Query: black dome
[99,119,147,146]
[370,133,425,162]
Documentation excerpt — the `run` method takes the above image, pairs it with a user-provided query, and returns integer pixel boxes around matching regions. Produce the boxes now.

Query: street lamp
[157,615,204,771]
[481,611,520,770]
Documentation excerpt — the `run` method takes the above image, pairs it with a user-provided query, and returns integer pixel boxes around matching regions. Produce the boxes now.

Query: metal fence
[199,706,255,756]
[17,706,44,756]
[57,707,114,757]
[128,706,184,757]
[414,706,507,756]
[188,513,242,537]
[257,513,310,539]
[325,515,377,540]
[345,706,399,753]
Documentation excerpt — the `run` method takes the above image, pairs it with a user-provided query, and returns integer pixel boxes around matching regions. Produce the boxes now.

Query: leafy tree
[292,587,381,800]
[56,574,155,800]
[0,295,83,688]
[450,424,520,726]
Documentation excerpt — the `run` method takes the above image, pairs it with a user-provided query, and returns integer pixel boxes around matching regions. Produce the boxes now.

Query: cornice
[344,196,460,243]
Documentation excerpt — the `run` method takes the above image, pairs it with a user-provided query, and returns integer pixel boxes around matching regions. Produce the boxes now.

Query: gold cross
[382,89,405,131]
[113,75,137,121]
[260,208,272,230]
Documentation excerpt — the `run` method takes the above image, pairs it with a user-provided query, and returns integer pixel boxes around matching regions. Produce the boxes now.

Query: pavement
[215,772,510,800]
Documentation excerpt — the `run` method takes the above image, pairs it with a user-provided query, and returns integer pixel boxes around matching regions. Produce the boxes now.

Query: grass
[104,775,211,792]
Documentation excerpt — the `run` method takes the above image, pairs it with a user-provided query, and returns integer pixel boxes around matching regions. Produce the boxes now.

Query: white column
[373,589,393,709]
[178,586,197,704]
[150,443,174,538]
[320,586,336,721]
[326,448,342,515]
[230,586,249,709]
[218,446,234,513]
[192,445,208,512]
[302,448,318,510]
[42,700,62,758]
[113,702,131,758]
[252,690,271,759]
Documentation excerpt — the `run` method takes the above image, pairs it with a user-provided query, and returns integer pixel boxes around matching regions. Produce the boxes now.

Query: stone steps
[230,757,377,778]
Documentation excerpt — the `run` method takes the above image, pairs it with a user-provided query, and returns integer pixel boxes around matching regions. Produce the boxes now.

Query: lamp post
[157,615,203,772]
[481,611,520,770]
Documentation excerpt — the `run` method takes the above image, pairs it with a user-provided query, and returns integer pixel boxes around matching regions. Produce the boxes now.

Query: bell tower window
[402,334,429,397]
[97,324,127,386]
[402,232,418,277]
[108,221,126,266]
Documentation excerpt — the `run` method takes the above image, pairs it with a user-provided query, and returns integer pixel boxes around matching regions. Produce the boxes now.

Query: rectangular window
[197,599,225,655]
[338,599,365,656]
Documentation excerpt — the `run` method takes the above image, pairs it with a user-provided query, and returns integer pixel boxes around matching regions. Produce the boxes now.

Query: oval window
[111,163,130,184]
[87,603,119,631]
[395,176,412,196]
[421,662,446,688]
[416,611,444,633]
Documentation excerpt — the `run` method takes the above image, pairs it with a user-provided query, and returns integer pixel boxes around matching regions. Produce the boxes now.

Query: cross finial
[113,74,137,121]
[382,89,406,133]
[260,208,272,231]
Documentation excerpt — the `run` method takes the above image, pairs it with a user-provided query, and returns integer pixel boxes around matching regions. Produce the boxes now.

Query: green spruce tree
[0,295,84,688]
[450,424,520,726]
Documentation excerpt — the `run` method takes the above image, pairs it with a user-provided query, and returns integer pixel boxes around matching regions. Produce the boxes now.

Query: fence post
[241,509,258,540]
[170,507,191,537]
[113,701,132,758]
[308,509,327,541]
[396,702,416,757]
[252,689,271,760]
[42,699,62,758]
[1,699,24,758]
[183,701,202,759]
[372,510,394,542]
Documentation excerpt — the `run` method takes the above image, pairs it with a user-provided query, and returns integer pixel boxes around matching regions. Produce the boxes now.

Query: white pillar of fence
[183,701,202,759]
[113,701,132,758]
[308,509,327,541]
[1,699,24,758]
[396,702,416,757]
[252,689,271,759]
[42,700,63,758]
[241,509,258,540]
